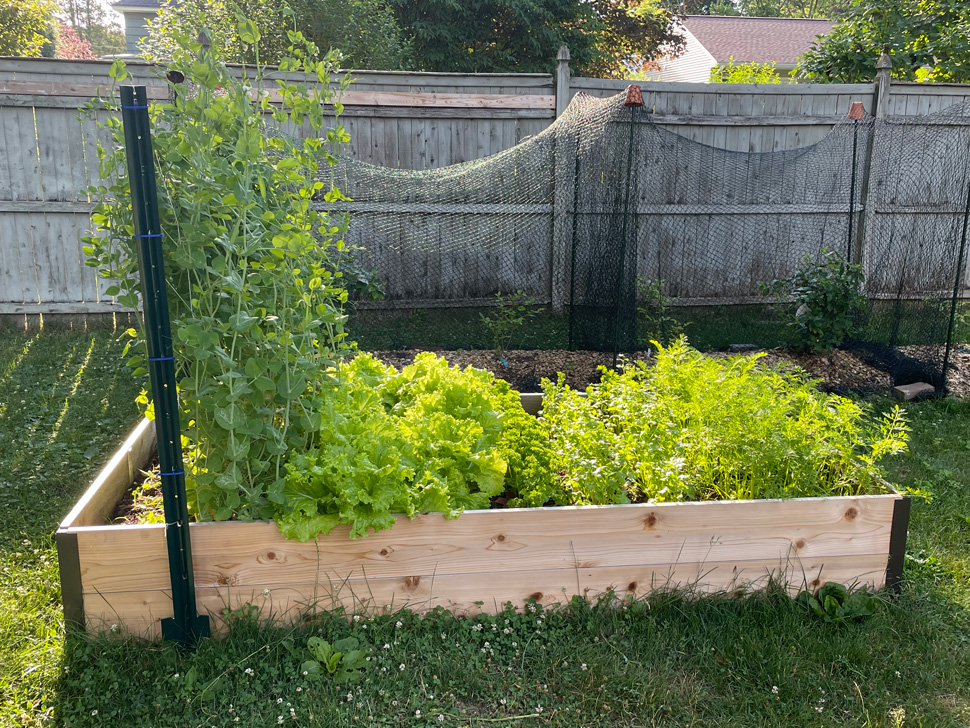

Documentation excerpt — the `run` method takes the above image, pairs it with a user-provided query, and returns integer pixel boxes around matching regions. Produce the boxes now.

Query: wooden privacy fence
[2,55,970,317]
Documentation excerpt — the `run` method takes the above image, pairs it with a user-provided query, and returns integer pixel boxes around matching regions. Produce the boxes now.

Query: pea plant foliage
[84,21,355,522]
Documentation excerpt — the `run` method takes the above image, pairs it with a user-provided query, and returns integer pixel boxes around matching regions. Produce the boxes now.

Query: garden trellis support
[120,85,210,647]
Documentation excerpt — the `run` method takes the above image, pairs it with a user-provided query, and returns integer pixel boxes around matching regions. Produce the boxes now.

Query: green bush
[278,352,550,538]
[760,248,867,352]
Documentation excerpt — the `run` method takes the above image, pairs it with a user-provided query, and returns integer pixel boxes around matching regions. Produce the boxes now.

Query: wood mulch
[371,346,900,394]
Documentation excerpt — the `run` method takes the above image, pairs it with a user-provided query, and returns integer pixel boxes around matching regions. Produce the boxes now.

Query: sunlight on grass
[0,333,39,420]
[48,337,96,444]
[0,330,145,727]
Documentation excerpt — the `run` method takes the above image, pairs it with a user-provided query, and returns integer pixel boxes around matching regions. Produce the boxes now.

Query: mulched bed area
[372,346,901,395]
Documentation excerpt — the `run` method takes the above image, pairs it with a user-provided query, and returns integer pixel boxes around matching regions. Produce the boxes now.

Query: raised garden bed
[57,394,910,640]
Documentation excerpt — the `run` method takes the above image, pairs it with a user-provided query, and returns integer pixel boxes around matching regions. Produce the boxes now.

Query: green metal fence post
[120,85,210,647]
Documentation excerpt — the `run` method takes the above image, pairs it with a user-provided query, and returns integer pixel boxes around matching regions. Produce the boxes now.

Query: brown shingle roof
[682,16,833,65]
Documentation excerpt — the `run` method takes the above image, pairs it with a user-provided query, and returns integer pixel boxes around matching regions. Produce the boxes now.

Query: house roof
[681,16,833,65]
[111,0,162,9]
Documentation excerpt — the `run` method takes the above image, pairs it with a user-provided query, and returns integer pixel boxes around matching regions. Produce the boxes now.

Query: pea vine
[84,22,355,520]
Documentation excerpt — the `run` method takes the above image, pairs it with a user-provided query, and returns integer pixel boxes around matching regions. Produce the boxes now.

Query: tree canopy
[142,0,412,69]
[59,0,125,57]
[0,0,57,57]
[797,0,970,83]
[387,0,684,77]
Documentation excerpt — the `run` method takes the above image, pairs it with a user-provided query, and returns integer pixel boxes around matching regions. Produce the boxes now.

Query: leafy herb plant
[84,24,355,521]
[537,339,908,504]
[636,277,686,348]
[479,290,538,357]
[760,248,866,352]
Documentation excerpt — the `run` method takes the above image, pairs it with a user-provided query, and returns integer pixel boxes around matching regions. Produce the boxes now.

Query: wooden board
[59,418,156,528]
[82,553,891,638]
[75,494,897,595]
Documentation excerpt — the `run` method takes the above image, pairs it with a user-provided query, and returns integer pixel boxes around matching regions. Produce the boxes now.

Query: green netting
[320,90,970,394]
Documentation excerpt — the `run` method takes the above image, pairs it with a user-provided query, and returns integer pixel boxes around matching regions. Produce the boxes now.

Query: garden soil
[371,347,905,395]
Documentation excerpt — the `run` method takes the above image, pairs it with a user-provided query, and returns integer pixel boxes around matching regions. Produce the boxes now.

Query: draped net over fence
[321,89,970,394]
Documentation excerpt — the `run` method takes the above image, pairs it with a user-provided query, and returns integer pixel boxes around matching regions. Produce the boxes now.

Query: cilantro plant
[84,23,355,521]
[537,339,908,504]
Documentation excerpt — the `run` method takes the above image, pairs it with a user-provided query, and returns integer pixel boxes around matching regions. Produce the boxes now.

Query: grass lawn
[2,328,969,727]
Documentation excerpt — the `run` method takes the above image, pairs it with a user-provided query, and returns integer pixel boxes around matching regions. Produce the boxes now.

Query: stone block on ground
[892,382,936,401]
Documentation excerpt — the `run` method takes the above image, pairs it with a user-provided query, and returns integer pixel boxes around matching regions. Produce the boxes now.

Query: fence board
[3,58,970,310]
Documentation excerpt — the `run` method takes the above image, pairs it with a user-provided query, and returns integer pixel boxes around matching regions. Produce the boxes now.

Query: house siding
[651,28,717,83]
[123,11,155,54]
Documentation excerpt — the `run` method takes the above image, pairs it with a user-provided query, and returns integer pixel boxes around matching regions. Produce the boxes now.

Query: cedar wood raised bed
[57,394,910,639]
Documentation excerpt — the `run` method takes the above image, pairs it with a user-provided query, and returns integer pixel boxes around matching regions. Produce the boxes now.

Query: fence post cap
[557,45,570,62]
[624,84,643,107]
[876,52,892,70]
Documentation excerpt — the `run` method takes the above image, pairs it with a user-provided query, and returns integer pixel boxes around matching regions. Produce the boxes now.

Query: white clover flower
[296,687,302,692]
[399,663,405,671]
[174,673,179,679]
[500,699,506,706]
[277,717,284,725]
[91,710,98,717]
[354,615,361,622]
[244,667,254,676]
[383,643,390,650]
[263,588,271,597]
[415,710,421,718]
[581,664,588,671]
[396,621,403,628]
[815,706,823,713]
[391,700,398,706]
[537,705,543,713]
[771,686,779,694]
[277,698,283,705]
[437,715,444,722]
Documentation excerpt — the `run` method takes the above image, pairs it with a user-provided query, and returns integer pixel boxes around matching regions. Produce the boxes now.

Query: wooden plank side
[75,495,898,595]
[59,418,156,529]
[81,552,892,638]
